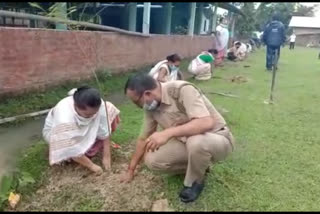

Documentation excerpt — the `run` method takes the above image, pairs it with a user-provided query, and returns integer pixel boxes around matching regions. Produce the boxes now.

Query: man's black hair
[124,73,157,96]
[272,12,281,21]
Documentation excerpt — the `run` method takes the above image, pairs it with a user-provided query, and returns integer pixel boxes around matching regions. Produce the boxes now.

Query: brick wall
[0,27,215,95]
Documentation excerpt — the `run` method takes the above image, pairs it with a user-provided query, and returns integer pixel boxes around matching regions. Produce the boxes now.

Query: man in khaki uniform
[120,73,234,203]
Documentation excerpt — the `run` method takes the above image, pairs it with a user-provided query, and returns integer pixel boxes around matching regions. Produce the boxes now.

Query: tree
[254,3,296,31]
[234,3,256,37]
[293,4,316,17]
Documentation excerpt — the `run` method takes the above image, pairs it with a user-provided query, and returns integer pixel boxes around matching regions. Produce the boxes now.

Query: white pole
[188,3,196,36]
[143,2,151,34]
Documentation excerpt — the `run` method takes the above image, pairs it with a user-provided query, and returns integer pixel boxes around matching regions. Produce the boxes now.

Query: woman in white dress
[42,86,120,174]
[149,54,183,82]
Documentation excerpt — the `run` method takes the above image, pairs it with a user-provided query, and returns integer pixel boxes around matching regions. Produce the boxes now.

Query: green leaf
[68,6,77,11]
[28,2,46,12]
[18,172,35,188]
[0,175,13,199]
[67,9,77,15]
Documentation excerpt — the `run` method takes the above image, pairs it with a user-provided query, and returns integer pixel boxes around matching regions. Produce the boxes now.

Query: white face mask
[143,100,159,111]
[169,65,178,71]
[74,110,97,126]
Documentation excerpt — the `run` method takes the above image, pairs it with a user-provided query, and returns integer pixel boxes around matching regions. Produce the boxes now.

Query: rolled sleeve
[179,85,210,119]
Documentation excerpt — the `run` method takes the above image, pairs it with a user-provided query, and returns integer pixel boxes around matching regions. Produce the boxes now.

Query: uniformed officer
[120,73,234,203]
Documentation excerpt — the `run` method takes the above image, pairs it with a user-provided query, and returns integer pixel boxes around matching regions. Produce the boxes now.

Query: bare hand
[145,131,170,152]
[90,164,103,175]
[119,170,134,183]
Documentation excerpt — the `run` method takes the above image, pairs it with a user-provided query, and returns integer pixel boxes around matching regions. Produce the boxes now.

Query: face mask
[143,100,159,111]
[74,112,96,126]
[169,65,178,71]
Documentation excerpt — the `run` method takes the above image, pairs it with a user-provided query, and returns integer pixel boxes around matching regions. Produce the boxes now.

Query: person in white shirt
[213,17,229,67]
[246,43,252,54]
[227,41,247,61]
[149,54,183,82]
[289,33,296,50]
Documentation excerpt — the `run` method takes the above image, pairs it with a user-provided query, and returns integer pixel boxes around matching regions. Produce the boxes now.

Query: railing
[0,10,150,37]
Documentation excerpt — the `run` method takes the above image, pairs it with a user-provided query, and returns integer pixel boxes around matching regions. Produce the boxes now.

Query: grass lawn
[3,47,320,211]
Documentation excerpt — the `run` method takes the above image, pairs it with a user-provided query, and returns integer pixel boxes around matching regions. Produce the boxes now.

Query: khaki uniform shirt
[140,81,231,144]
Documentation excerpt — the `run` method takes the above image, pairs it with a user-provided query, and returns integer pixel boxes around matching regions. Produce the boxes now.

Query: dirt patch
[14,144,165,211]
[228,75,248,83]
[152,199,174,211]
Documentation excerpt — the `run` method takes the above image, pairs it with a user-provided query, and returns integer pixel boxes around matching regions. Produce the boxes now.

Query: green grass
[7,48,320,211]
[0,68,144,118]
[0,59,192,119]
[164,47,320,211]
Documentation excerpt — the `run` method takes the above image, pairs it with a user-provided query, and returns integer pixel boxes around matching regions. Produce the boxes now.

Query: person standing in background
[262,13,286,71]
[213,17,229,67]
[289,33,296,50]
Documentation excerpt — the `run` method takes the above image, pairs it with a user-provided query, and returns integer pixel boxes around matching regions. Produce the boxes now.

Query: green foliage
[0,67,147,118]
[0,171,36,210]
[293,4,317,17]
[255,3,296,31]
[28,2,77,18]
[174,26,188,35]
[235,3,256,37]
[0,176,13,205]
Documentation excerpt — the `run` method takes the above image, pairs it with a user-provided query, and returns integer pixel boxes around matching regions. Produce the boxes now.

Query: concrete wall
[0,27,215,95]
[292,27,320,47]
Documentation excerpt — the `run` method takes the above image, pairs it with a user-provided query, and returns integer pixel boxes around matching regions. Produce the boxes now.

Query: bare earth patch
[228,75,249,83]
[14,143,167,211]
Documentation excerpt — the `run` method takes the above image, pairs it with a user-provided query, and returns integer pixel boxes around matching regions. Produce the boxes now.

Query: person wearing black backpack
[262,13,286,71]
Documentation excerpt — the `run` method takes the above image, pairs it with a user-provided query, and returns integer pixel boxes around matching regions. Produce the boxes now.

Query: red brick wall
[0,27,215,95]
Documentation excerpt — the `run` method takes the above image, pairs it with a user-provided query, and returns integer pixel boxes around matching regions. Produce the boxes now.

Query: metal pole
[163,2,172,35]
[128,2,137,32]
[269,49,279,103]
[55,2,67,30]
[0,10,150,37]
[211,4,218,32]
[143,2,151,34]
[188,3,196,36]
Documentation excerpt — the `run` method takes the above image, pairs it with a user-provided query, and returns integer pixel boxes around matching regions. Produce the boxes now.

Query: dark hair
[208,49,218,55]
[124,73,157,96]
[272,13,281,21]
[73,86,102,110]
[166,53,181,63]
[235,41,241,46]
[219,17,224,23]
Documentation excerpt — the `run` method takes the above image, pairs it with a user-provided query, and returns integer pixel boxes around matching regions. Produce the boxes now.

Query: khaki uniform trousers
[144,127,234,187]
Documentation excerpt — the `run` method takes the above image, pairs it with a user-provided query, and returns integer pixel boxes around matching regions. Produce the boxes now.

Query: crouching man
[120,73,235,203]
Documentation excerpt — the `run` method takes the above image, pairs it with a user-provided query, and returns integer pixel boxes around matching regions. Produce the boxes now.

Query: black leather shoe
[179,181,204,203]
